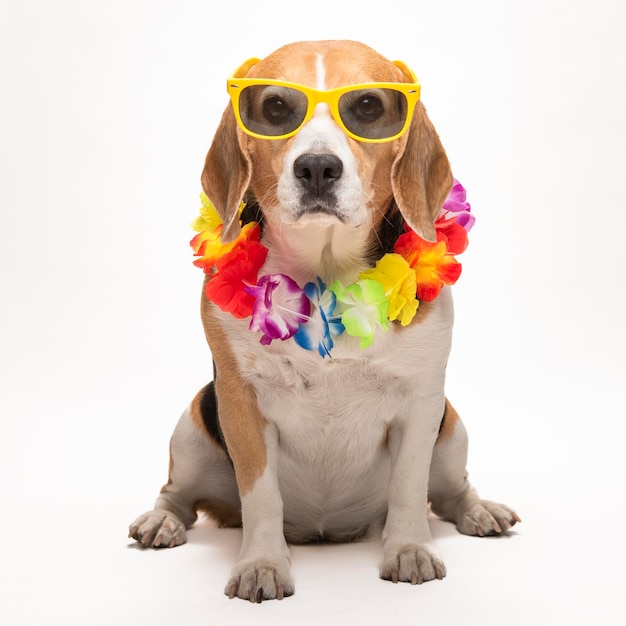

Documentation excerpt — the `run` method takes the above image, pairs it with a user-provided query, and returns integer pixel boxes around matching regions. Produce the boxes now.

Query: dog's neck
[263,219,372,286]
[241,200,404,286]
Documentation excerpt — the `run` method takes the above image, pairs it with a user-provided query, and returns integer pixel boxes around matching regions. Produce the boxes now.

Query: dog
[129,39,520,602]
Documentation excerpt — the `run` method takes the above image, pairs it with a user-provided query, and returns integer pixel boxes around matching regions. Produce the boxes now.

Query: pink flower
[442,179,475,232]
[245,274,311,345]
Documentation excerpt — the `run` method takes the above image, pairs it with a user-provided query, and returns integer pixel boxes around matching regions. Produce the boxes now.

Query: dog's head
[201,40,452,278]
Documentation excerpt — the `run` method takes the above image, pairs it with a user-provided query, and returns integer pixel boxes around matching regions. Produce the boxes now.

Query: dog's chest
[217,295,452,539]
[243,336,414,539]
[221,291,452,453]
[238,328,420,439]
[225,309,445,444]
[251,346,406,453]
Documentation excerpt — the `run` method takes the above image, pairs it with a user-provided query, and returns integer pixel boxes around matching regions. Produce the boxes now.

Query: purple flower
[245,274,311,345]
[294,278,345,357]
[442,178,475,232]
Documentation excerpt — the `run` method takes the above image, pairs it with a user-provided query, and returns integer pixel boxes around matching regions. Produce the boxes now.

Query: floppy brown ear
[200,105,252,242]
[391,102,453,241]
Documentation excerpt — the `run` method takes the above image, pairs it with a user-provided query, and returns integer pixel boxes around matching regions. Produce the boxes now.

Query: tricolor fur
[129,40,519,602]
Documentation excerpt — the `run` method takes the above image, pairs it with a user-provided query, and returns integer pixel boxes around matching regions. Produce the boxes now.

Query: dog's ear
[200,105,252,243]
[391,103,453,242]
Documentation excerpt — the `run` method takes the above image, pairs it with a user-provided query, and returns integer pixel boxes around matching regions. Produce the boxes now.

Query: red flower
[204,239,268,319]
[434,214,468,255]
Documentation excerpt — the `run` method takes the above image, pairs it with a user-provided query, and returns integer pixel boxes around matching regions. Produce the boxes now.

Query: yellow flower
[190,193,253,271]
[191,192,246,232]
[359,253,419,326]
[191,192,223,233]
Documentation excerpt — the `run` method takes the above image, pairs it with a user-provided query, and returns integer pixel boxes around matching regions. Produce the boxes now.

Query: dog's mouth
[294,199,347,223]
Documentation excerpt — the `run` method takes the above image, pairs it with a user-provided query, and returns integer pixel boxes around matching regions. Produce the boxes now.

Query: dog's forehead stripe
[316,53,326,90]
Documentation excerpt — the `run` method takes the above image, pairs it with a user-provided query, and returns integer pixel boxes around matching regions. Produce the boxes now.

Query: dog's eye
[339,88,408,140]
[263,96,292,124]
[352,95,384,122]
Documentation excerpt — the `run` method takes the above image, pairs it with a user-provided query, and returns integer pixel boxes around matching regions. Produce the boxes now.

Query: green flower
[329,279,388,348]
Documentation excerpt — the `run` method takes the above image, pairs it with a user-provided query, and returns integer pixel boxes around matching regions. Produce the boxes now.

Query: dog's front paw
[456,500,521,537]
[128,510,187,548]
[226,558,295,602]
[381,543,446,585]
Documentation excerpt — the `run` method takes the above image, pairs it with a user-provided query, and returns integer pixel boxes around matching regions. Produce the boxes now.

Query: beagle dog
[129,40,520,602]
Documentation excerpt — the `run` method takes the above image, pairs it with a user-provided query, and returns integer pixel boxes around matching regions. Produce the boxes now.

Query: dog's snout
[294,153,343,196]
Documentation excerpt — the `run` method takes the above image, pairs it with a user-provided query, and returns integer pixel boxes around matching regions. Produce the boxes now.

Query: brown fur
[189,387,208,434]
[194,498,242,528]
[200,107,252,243]
[436,399,461,442]
[391,105,453,242]
[201,290,269,496]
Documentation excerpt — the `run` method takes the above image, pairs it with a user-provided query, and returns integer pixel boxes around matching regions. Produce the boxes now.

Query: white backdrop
[1,1,625,624]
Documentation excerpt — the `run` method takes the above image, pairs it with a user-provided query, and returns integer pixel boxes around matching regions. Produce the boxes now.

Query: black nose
[294,153,343,196]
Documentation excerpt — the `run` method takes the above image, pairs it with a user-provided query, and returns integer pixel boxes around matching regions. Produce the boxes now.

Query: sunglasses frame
[226,58,421,143]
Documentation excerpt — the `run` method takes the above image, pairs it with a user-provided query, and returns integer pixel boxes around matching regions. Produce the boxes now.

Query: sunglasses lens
[338,88,409,140]
[238,85,308,137]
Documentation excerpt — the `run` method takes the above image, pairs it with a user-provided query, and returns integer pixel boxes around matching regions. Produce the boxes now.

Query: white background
[1,0,625,624]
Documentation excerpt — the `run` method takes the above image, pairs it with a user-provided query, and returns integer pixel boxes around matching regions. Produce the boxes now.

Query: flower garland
[191,180,473,357]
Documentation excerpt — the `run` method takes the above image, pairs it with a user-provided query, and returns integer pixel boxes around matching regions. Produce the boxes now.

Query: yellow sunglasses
[227,58,421,143]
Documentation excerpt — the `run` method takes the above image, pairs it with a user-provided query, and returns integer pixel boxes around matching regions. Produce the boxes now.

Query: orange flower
[192,222,261,272]
[394,229,462,302]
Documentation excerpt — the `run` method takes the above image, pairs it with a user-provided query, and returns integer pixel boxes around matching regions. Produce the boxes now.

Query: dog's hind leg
[428,400,521,536]
[129,382,241,548]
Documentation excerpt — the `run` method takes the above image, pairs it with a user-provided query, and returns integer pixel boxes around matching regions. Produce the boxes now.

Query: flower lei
[191,180,474,357]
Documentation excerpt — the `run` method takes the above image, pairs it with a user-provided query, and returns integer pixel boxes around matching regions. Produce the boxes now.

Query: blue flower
[294,278,345,357]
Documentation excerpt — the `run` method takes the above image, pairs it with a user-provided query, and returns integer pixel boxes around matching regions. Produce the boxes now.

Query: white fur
[227,431,294,600]
[276,114,365,228]
[261,220,372,290]
[316,53,325,90]
[271,103,371,283]
[219,287,453,543]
